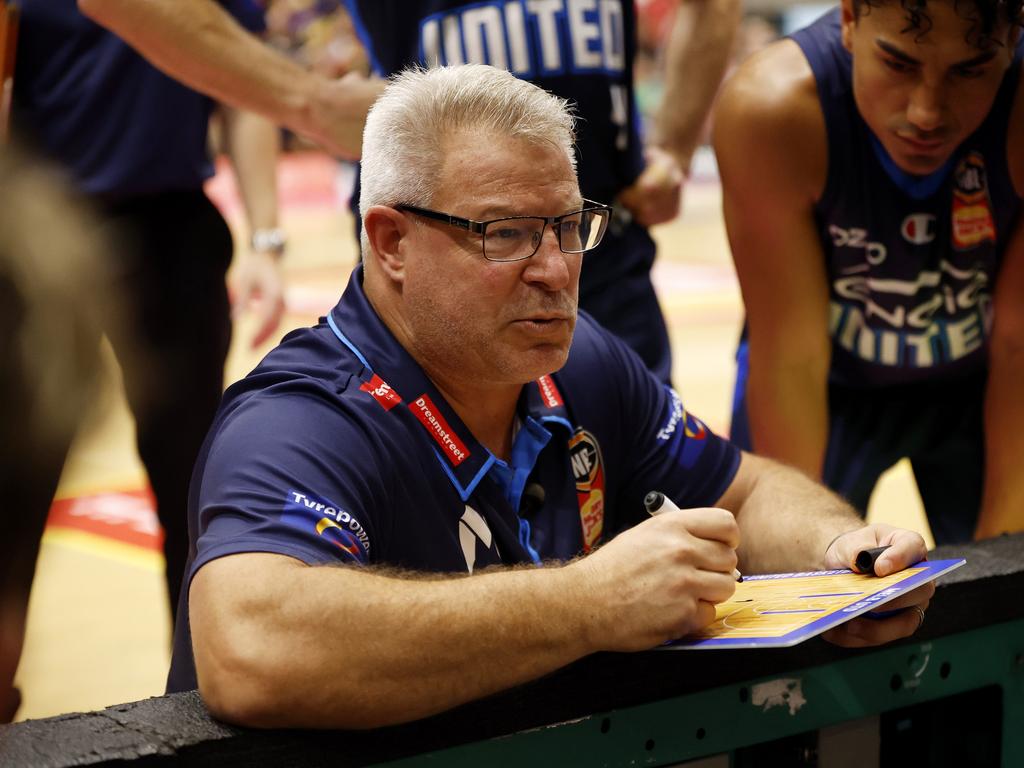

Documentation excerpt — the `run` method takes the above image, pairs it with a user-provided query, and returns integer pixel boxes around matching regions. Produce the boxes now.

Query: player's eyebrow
[875,39,998,69]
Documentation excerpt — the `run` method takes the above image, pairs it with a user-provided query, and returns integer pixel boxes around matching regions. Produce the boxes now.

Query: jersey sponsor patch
[568,429,604,552]
[281,490,370,564]
[410,394,470,466]
[360,373,402,411]
[536,375,564,409]
[952,152,996,250]
[657,387,707,442]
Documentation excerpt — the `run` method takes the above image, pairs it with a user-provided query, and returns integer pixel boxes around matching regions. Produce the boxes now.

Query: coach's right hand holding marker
[570,502,739,652]
[820,523,934,648]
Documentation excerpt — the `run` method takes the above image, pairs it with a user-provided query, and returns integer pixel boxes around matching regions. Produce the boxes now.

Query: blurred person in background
[11,0,284,627]
[341,0,741,385]
[0,145,108,723]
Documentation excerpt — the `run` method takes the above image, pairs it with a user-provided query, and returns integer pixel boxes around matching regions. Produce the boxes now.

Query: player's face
[841,0,1016,175]
[400,131,583,389]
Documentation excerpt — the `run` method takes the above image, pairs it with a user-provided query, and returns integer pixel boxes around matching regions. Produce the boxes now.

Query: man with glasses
[168,65,933,729]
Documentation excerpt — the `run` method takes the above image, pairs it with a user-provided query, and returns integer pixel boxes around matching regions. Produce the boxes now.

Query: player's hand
[617,146,685,227]
[569,507,739,652]
[820,523,933,648]
[229,249,286,349]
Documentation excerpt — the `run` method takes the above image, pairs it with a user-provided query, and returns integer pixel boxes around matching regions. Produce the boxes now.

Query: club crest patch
[951,152,996,250]
[569,429,605,553]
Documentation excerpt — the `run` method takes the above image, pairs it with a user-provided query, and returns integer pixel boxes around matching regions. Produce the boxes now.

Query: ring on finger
[910,605,925,631]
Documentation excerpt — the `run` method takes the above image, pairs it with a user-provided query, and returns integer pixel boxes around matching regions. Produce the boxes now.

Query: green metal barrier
[381,618,1024,767]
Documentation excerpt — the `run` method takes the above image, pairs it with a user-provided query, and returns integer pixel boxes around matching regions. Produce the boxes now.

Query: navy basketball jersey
[344,0,645,202]
[793,9,1022,387]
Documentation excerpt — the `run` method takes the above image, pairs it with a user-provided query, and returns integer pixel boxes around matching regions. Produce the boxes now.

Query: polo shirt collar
[328,267,576,502]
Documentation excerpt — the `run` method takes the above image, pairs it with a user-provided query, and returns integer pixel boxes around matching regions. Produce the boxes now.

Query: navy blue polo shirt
[167,266,740,692]
[12,0,265,197]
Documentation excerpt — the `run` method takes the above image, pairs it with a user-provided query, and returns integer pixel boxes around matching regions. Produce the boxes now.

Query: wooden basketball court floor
[11,152,933,722]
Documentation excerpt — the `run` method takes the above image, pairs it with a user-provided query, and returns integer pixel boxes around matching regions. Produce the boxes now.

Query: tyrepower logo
[360,374,402,411]
[410,394,470,466]
[536,375,563,409]
[282,490,370,564]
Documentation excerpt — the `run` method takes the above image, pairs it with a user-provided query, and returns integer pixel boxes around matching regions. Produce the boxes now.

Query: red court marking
[47,490,163,552]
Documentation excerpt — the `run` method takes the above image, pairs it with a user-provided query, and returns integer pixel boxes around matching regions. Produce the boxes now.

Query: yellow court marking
[42,527,164,573]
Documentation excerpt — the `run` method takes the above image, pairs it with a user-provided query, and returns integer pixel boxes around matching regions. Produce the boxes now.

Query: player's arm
[77,0,383,158]
[715,451,933,647]
[618,0,740,226]
[191,507,739,729]
[976,90,1024,537]
[655,0,740,175]
[713,41,833,477]
[221,106,286,348]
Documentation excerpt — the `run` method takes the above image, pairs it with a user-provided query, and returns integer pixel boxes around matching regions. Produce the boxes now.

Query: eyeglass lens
[483,209,608,261]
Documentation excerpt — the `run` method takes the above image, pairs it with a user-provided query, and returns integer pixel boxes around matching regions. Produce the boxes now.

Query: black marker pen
[644,491,743,582]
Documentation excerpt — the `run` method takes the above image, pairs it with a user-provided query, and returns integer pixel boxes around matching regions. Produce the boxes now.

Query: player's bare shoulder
[713,38,827,203]
[1009,53,1024,196]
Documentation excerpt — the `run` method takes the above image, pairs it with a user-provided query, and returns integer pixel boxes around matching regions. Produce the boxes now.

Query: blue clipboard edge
[660,558,966,650]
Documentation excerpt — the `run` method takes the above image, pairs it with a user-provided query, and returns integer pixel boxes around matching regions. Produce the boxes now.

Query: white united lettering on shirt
[413,396,468,463]
[419,0,626,75]
[290,491,371,553]
[829,225,993,369]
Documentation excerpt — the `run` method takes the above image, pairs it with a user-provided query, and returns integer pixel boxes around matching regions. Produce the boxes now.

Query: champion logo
[536,375,563,409]
[410,394,470,466]
[901,213,936,245]
[359,374,402,411]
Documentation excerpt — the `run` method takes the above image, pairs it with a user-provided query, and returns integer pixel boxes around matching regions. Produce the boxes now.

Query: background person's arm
[655,0,740,175]
[618,0,740,226]
[977,215,1024,538]
[221,106,286,348]
[190,506,740,730]
[77,0,383,158]
[713,41,832,477]
[976,80,1024,539]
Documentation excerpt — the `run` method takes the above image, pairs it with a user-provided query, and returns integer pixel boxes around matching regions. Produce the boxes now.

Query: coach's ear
[363,205,412,285]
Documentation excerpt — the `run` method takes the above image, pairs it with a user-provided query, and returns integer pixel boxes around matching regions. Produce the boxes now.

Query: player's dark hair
[851,0,1023,48]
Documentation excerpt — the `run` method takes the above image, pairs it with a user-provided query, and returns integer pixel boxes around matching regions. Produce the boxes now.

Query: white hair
[359,64,577,252]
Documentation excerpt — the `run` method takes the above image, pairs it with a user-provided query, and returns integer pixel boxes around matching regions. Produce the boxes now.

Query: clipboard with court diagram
[664,558,965,649]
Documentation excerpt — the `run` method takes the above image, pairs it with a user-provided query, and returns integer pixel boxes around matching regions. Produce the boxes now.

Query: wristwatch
[250,227,288,255]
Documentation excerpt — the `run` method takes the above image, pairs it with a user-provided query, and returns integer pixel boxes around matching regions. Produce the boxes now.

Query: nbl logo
[901,213,936,245]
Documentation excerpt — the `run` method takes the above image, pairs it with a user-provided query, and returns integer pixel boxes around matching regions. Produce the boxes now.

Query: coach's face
[842,0,1016,175]
[399,130,583,389]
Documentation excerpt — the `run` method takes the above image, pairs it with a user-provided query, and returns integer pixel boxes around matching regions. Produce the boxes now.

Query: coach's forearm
[191,554,597,730]
[723,453,863,574]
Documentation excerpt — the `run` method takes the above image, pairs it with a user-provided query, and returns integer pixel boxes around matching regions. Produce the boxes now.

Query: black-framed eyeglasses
[395,200,612,262]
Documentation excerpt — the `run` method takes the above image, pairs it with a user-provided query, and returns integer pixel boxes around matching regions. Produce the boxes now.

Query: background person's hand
[617,146,685,227]
[229,249,286,348]
[570,506,739,652]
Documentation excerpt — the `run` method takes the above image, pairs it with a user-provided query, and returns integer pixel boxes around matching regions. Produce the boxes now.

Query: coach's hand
[821,524,934,648]
[570,506,738,652]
